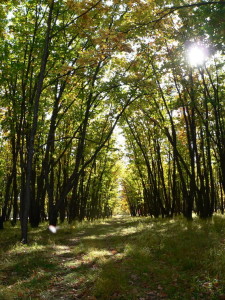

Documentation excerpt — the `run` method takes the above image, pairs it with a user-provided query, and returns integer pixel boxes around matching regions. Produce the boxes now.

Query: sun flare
[187,45,207,66]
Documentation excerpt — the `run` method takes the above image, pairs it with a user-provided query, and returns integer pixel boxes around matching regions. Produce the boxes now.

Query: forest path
[45,216,145,300]
[1,216,225,299]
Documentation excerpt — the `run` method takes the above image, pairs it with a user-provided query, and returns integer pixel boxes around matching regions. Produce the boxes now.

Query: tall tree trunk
[20,1,54,243]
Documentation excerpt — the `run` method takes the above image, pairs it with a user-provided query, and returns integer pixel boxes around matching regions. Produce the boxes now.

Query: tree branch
[135,1,225,27]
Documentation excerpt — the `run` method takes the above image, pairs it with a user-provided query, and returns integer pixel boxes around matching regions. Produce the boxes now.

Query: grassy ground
[0,215,225,300]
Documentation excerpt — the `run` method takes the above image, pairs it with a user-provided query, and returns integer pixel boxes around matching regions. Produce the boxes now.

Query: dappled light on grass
[7,242,46,255]
[63,247,124,273]
[2,267,53,298]
[1,216,225,299]
[85,248,121,260]
[0,246,58,299]
[53,245,71,253]
[93,216,225,299]
[80,225,144,240]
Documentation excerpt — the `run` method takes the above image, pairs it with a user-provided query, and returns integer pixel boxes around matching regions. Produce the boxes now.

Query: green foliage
[0,0,225,242]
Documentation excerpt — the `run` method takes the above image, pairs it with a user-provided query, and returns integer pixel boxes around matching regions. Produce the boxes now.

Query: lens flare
[49,225,58,233]
[187,45,207,66]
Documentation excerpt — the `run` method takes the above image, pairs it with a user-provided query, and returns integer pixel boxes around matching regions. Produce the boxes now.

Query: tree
[1,0,225,242]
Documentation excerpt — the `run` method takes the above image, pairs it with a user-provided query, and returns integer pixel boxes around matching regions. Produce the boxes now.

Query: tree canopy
[0,0,225,243]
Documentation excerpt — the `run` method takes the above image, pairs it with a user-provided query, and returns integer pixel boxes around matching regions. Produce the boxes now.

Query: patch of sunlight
[4,270,46,292]
[169,219,176,223]
[84,247,119,262]
[99,221,114,226]
[137,222,154,230]
[64,259,83,269]
[82,235,99,240]
[192,212,198,218]
[124,244,134,255]
[71,219,113,230]
[65,247,124,269]
[119,227,138,236]
[81,223,149,239]
[65,257,94,270]
[81,230,120,240]
[91,248,111,256]
[8,242,45,254]
[29,225,48,234]
[86,248,112,260]
[53,245,70,254]
[195,223,204,231]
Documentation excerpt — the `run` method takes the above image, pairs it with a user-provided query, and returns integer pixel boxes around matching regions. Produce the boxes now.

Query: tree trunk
[20,1,54,243]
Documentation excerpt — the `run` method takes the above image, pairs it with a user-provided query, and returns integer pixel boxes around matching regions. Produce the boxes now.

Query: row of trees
[0,0,225,242]
[0,0,141,242]
[122,2,225,220]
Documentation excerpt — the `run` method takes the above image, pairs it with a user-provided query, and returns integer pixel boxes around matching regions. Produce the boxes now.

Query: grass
[0,215,225,299]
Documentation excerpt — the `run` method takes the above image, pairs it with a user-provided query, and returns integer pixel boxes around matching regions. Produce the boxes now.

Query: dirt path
[40,216,139,300]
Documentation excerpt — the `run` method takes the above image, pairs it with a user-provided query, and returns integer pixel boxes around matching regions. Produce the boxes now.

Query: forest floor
[0,215,225,300]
